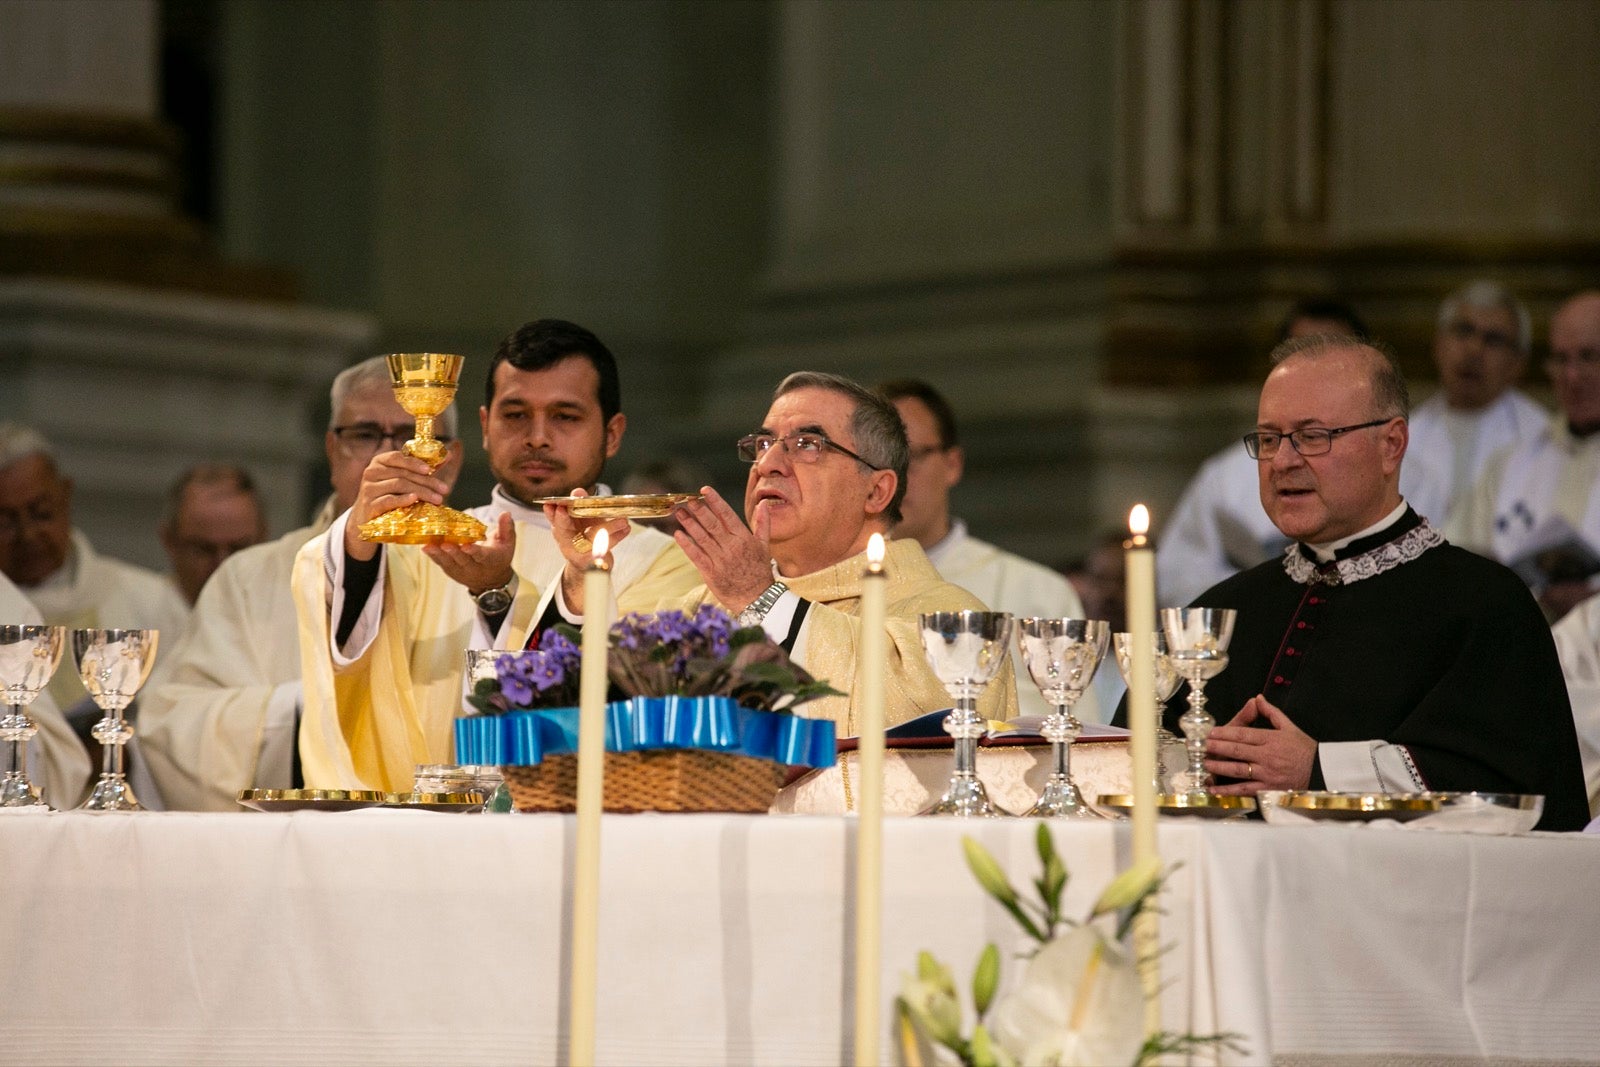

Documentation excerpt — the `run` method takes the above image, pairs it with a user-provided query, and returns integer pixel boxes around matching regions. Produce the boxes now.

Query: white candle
[1124,505,1161,1037]
[854,532,888,1066]
[570,526,610,1067]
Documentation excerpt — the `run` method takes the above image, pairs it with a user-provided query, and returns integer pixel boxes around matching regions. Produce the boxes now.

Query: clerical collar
[924,519,968,568]
[490,482,613,527]
[1303,501,1409,562]
[1284,504,1443,586]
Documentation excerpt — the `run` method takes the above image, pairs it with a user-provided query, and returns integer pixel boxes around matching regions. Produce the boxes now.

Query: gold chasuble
[674,537,1017,734]
[292,520,700,792]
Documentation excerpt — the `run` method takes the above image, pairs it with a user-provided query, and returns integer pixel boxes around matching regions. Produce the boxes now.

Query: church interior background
[4,0,1600,575]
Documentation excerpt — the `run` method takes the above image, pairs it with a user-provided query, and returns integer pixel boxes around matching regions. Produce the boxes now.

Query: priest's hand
[1203,694,1317,793]
[546,488,630,617]
[343,451,452,562]
[673,487,774,613]
[424,512,516,595]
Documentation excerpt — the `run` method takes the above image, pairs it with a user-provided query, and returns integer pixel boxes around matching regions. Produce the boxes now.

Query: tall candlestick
[570,526,611,1067]
[1124,505,1161,1037]
[854,532,888,1066]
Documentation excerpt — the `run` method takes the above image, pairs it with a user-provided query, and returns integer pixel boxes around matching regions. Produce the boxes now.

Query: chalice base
[82,774,141,812]
[920,776,1008,818]
[1024,776,1106,819]
[359,502,487,545]
[0,772,45,808]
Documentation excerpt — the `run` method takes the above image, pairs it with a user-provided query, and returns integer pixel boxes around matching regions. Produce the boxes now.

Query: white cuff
[323,510,387,666]
[1319,740,1425,793]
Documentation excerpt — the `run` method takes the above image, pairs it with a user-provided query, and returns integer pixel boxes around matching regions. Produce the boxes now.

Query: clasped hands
[1202,694,1318,794]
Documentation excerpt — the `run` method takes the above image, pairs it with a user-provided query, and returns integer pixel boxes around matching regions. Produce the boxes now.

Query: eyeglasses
[1445,319,1519,354]
[1243,418,1395,460]
[1545,349,1600,376]
[736,432,885,470]
[331,424,452,458]
[0,499,65,540]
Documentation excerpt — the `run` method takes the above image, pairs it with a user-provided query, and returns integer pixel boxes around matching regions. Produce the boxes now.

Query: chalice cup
[1113,631,1183,793]
[357,353,487,545]
[1017,617,1109,818]
[72,628,158,812]
[0,625,66,808]
[1159,607,1236,797]
[918,611,1015,817]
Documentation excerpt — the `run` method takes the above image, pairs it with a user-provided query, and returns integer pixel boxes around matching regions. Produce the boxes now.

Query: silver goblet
[0,625,66,808]
[72,628,158,812]
[1159,608,1236,796]
[1113,631,1183,793]
[918,611,1014,817]
[462,648,519,813]
[1017,617,1109,818]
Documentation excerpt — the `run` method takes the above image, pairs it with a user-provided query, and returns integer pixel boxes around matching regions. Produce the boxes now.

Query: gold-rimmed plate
[237,789,386,813]
[1096,793,1257,819]
[1260,790,1544,832]
[529,493,700,519]
[1265,791,1442,823]
[382,791,487,813]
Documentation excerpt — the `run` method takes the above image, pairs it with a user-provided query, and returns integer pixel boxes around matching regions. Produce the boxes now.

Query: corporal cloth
[139,502,335,811]
[926,521,1100,722]
[670,537,1017,733]
[1159,506,1588,831]
[0,571,91,806]
[292,489,700,791]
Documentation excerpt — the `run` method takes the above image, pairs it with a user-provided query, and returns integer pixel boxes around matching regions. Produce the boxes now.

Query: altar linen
[293,493,700,792]
[670,536,1016,735]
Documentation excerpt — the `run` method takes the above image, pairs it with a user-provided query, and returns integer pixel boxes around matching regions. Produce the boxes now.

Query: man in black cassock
[1126,335,1589,831]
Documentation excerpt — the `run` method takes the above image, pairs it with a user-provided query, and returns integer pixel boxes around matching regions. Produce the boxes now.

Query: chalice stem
[101,721,124,779]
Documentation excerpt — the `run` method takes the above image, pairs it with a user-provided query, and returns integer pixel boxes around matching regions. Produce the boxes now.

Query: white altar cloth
[2,811,1598,1066]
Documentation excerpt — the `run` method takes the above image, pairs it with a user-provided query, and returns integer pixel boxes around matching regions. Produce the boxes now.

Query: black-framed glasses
[736,431,884,470]
[331,424,452,456]
[1243,418,1394,460]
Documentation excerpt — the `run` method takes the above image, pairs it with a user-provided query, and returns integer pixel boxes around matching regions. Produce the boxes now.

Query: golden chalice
[357,353,487,545]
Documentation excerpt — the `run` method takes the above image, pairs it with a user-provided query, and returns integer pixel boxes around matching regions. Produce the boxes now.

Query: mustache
[516,449,566,467]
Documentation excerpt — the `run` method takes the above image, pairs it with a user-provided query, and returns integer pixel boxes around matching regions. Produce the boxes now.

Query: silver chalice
[0,625,66,808]
[918,611,1015,817]
[73,628,158,812]
[1017,617,1109,818]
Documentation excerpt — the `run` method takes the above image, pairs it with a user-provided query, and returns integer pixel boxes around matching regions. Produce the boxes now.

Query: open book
[1504,516,1600,590]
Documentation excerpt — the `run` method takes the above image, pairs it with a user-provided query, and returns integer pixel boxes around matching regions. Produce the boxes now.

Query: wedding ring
[1246,762,1254,780]
[572,532,593,554]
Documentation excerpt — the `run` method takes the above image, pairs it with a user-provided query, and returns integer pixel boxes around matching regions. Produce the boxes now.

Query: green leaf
[962,837,1017,909]
[971,943,1000,1017]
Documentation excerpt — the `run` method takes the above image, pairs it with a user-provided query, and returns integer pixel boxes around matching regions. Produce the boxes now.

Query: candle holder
[0,625,66,808]
[1159,608,1236,796]
[917,611,1014,817]
[1016,617,1109,818]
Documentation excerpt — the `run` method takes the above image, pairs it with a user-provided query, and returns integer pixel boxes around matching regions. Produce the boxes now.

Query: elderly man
[140,357,458,810]
[159,463,269,606]
[553,372,1015,733]
[1141,335,1587,830]
[292,320,699,792]
[0,424,190,713]
[1448,291,1600,621]
[0,569,91,807]
[876,378,1093,720]
[1406,280,1547,523]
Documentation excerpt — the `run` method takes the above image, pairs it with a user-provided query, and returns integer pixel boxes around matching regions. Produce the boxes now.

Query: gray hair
[773,371,909,523]
[329,355,458,437]
[1438,279,1531,354]
[0,423,54,470]
[162,463,263,529]
[1268,335,1411,420]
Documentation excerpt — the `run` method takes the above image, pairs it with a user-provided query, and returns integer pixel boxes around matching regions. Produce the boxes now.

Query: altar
[2,811,1598,1067]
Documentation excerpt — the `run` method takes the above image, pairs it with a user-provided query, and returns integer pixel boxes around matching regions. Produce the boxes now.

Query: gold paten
[237,789,386,812]
[382,791,486,812]
[1278,791,1441,821]
[529,492,701,520]
[1097,793,1257,818]
[358,353,487,546]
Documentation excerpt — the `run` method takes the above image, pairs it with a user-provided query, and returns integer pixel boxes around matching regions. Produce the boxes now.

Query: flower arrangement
[897,827,1243,1067]
[467,604,840,714]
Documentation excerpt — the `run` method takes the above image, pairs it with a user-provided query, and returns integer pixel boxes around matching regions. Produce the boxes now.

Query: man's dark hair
[1277,298,1369,343]
[875,378,960,449]
[485,319,621,422]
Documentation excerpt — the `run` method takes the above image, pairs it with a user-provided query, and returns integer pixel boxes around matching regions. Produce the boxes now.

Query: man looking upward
[292,320,697,792]
[1141,335,1586,830]
[876,378,1093,720]
[551,371,1014,733]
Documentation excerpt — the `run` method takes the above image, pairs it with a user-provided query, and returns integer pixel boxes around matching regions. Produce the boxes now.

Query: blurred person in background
[159,462,269,606]
[620,456,713,536]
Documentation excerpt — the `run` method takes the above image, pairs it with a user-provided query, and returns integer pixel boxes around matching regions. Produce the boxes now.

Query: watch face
[476,588,512,614]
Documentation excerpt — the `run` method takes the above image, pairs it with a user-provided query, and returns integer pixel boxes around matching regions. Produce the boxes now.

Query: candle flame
[1129,504,1149,537]
[867,532,885,565]
[592,526,609,559]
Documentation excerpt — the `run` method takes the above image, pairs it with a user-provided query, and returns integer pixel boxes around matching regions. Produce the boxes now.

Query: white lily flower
[988,926,1144,1067]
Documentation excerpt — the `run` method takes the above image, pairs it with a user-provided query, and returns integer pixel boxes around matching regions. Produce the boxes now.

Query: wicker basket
[500,749,789,813]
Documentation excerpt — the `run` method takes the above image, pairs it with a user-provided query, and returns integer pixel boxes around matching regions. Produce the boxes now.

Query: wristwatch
[737,581,789,628]
[472,580,515,616]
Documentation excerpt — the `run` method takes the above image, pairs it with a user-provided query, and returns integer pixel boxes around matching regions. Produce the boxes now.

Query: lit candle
[570,526,611,1067]
[854,532,888,1066]
[1124,505,1160,1037]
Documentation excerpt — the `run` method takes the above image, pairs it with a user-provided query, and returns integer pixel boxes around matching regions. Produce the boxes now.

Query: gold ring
[572,532,592,554]
[1245,762,1254,780]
